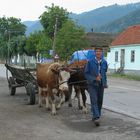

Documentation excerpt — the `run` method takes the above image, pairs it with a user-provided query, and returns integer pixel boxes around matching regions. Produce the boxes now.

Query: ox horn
[63,67,77,72]
[58,65,66,71]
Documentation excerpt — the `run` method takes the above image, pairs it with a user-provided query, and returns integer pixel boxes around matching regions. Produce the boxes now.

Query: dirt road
[0,77,140,140]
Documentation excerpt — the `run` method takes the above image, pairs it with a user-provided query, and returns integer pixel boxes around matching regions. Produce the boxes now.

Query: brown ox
[67,60,88,114]
[37,62,70,115]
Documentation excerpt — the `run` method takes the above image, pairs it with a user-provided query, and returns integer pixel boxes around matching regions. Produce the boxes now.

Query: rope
[55,80,87,87]
[68,80,87,85]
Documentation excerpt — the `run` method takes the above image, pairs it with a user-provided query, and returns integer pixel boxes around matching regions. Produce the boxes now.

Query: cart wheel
[9,77,16,96]
[26,83,36,105]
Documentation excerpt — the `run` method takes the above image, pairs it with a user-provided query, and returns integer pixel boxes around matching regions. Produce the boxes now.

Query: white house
[107,25,140,75]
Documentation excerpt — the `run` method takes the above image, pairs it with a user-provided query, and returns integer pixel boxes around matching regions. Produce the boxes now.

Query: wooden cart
[5,63,38,105]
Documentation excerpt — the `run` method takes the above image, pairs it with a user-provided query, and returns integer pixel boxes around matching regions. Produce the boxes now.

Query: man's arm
[103,60,108,88]
[84,61,96,82]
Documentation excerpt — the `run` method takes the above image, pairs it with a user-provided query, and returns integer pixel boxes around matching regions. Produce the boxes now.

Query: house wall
[107,44,140,74]
[107,47,121,71]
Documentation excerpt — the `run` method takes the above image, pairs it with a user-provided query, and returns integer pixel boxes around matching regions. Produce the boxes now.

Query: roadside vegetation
[109,73,140,81]
[0,4,89,64]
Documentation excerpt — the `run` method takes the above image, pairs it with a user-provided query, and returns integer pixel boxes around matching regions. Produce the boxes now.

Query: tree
[56,20,90,60]
[40,4,69,38]
[0,17,26,39]
[0,16,26,60]
[25,31,40,56]
[25,31,52,58]
[0,37,7,60]
[36,33,52,58]
[9,35,26,64]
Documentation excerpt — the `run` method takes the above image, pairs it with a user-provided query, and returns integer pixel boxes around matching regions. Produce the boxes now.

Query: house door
[120,49,125,68]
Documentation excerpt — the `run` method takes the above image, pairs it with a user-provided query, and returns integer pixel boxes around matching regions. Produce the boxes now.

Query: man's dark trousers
[88,82,104,119]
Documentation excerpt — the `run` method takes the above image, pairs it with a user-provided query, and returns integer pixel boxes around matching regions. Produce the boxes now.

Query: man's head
[95,47,103,60]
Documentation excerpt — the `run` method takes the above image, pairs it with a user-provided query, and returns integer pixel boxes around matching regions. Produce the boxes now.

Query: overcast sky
[0,0,140,21]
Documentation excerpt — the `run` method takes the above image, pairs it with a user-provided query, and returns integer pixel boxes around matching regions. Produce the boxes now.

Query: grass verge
[109,73,140,81]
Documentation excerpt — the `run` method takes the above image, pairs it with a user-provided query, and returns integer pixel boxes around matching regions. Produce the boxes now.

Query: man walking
[84,47,108,126]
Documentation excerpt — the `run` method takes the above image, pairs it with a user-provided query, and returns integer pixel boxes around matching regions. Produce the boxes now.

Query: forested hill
[70,2,140,32]
[23,2,140,35]
[94,8,140,33]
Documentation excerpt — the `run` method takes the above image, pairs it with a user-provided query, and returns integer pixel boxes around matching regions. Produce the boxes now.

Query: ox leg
[68,85,73,107]
[50,95,56,115]
[52,103,56,115]
[60,89,67,104]
[75,86,83,110]
[45,96,51,110]
[38,87,43,107]
[61,92,65,104]
[56,94,63,109]
[56,91,65,110]
[81,89,88,114]
[56,100,61,110]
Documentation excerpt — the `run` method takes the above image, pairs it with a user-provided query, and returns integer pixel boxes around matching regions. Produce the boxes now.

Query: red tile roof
[111,25,140,46]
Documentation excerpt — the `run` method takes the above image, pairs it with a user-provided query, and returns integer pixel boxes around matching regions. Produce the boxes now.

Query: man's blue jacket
[84,57,108,87]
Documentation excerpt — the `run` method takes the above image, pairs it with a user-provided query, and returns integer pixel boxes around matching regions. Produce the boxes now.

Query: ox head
[49,62,70,92]
[59,67,70,91]
[50,63,61,74]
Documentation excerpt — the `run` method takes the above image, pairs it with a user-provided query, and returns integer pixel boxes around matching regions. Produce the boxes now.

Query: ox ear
[51,68,59,74]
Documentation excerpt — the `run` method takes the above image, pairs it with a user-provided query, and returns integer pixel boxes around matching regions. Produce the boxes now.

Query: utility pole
[5,30,11,64]
[52,17,58,60]
[8,31,11,64]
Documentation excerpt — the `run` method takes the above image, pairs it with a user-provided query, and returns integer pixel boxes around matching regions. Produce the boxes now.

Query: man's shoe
[94,118,100,126]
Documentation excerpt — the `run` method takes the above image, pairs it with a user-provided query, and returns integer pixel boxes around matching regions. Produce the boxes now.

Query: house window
[115,51,118,62]
[131,50,135,62]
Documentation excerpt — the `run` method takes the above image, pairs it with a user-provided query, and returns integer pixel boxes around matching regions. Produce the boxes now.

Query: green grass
[109,73,140,81]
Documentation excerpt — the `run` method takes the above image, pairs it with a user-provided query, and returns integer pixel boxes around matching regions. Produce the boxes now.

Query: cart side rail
[5,64,36,84]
